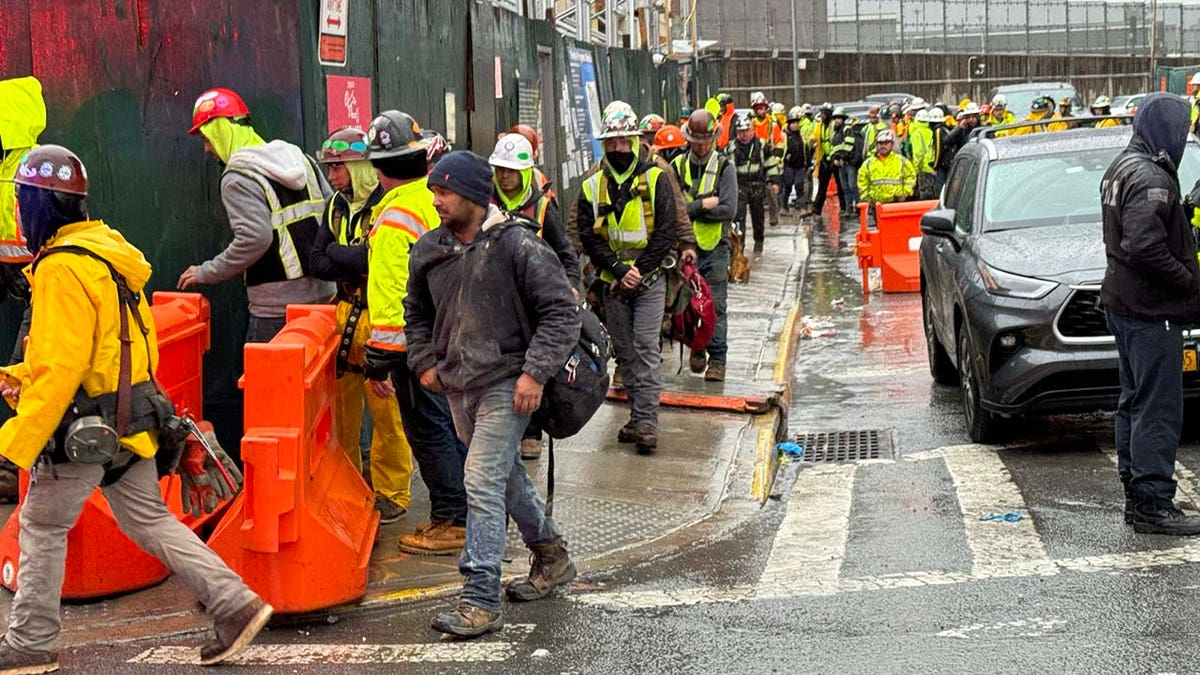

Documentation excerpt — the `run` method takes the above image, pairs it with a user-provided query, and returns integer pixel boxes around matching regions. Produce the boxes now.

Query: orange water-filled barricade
[856,200,938,293]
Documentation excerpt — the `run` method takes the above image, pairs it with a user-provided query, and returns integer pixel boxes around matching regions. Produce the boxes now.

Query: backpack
[533,305,611,439]
[663,262,717,352]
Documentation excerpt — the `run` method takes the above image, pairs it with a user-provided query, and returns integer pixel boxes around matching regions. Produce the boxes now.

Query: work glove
[178,421,243,518]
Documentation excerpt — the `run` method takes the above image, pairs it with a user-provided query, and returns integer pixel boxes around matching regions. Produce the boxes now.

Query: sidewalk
[0,217,811,649]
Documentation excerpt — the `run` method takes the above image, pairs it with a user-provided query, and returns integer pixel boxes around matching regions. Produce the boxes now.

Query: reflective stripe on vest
[582,166,660,281]
[225,165,326,284]
[673,152,725,251]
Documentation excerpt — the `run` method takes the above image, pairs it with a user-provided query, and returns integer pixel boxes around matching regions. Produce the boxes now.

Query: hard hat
[1030,95,1054,112]
[734,113,753,132]
[928,107,945,121]
[913,108,929,123]
[750,91,768,108]
[908,97,928,111]
[603,100,635,119]
[422,130,452,164]
[787,106,804,122]
[868,104,882,116]
[13,144,89,196]
[875,129,896,144]
[717,93,734,106]
[820,102,833,112]
[959,102,982,117]
[770,102,786,116]
[509,124,539,156]
[958,98,972,109]
[681,109,719,143]
[679,105,694,120]
[489,133,535,171]
[800,103,813,115]
[639,113,666,134]
[1191,73,1200,86]
[598,105,641,139]
[1091,95,1112,109]
[189,87,250,135]
[366,110,428,160]
[991,93,1007,107]
[652,124,687,150]
[318,127,371,164]
[831,107,848,119]
[1058,97,1072,107]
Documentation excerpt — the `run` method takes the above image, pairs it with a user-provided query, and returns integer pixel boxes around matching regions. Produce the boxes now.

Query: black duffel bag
[533,305,611,439]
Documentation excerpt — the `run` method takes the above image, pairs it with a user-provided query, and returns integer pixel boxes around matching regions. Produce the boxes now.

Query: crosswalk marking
[940,444,1055,578]
[757,463,856,598]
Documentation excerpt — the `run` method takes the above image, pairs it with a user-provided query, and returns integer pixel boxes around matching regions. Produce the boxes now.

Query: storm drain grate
[793,429,893,463]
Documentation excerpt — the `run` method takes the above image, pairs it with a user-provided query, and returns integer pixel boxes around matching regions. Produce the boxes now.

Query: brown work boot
[398,520,466,556]
[431,602,502,638]
[506,539,577,602]
[199,598,273,666]
[635,425,657,456]
[617,422,637,444]
[0,637,58,674]
[705,362,726,382]
[688,350,708,374]
[520,438,543,460]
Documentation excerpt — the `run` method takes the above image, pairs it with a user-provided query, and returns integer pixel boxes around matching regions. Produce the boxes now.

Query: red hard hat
[509,124,539,157]
[189,88,251,135]
[13,145,89,196]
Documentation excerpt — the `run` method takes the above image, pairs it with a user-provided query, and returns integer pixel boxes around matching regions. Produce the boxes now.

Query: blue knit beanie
[428,151,494,208]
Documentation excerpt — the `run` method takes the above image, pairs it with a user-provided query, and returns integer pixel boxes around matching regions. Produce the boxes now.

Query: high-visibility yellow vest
[672,151,726,251]
[581,166,661,282]
[365,178,439,353]
[224,165,325,286]
[858,152,916,204]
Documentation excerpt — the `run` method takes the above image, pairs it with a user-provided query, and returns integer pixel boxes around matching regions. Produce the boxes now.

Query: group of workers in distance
[658,90,1140,226]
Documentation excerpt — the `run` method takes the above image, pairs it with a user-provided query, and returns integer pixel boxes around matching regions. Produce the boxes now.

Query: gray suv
[919,122,1200,442]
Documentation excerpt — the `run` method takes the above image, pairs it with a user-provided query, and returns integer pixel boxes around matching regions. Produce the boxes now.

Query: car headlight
[977,262,1057,299]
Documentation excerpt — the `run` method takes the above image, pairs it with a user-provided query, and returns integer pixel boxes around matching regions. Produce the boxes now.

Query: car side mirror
[921,209,957,236]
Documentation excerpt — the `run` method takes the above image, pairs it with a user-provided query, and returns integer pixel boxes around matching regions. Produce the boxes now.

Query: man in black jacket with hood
[1101,92,1200,536]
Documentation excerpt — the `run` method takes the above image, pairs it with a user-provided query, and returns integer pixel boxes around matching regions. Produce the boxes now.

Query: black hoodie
[1101,93,1200,322]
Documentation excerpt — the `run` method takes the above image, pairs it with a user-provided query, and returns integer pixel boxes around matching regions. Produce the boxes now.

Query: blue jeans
[697,239,730,364]
[245,315,287,343]
[389,353,468,525]
[1107,310,1183,502]
[448,378,559,612]
[839,164,860,210]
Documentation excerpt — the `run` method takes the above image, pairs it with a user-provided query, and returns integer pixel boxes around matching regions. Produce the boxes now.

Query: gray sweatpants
[6,456,258,652]
[606,277,666,432]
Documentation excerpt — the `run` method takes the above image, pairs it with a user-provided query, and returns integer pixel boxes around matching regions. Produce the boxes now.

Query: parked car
[987,82,1083,117]
[864,92,915,105]
[1110,93,1149,115]
[919,122,1200,442]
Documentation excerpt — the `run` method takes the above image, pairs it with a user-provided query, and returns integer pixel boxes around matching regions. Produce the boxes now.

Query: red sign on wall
[326,75,372,134]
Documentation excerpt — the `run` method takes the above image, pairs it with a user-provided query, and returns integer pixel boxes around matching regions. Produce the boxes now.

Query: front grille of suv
[1055,288,1111,341]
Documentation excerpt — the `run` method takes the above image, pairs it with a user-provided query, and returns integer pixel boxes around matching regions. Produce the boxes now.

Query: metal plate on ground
[793,429,894,463]
[506,495,690,558]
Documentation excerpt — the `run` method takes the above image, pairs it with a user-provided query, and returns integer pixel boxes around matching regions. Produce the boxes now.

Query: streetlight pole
[790,0,799,105]
[1149,0,1159,83]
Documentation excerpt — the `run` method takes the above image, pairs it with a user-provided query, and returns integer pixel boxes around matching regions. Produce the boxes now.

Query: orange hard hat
[13,145,89,196]
[509,124,539,157]
[652,124,687,150]
[189,88,250,134]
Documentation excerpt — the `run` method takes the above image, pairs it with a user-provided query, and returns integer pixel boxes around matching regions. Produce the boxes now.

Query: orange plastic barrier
[0,293,224,599]
[207,305,378,614]
[855,200,938,293]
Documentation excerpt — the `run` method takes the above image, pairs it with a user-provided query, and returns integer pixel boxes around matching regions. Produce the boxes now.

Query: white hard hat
[914,109,928,123]
[876,129,896,143]
[603,100,635,119]
[1191,73,1200,86]
[751,91,768,107]
[489,133,535,171]
[991,93,1007,107]
[958,102,982,117]
[929,107,945,120]
[908,97,928,111]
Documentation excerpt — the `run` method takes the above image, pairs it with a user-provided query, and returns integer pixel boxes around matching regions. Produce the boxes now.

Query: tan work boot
[0,637,58,674]
[431,602,502,638]
[688,350,708,374]
[398,520,466,556]
[505,539,577,602]
[705,362,726,382]
[520,438,542,460]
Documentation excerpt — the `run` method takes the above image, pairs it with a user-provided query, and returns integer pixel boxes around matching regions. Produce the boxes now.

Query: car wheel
[923,291,957,386]
[957,328,1000,443]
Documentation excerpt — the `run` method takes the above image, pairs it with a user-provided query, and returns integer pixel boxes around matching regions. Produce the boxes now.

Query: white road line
[756,463,857,598]
[941,444,1056,578]
[936,616,1067,639]
[1102,451,1200,508]
[129,625,535,665]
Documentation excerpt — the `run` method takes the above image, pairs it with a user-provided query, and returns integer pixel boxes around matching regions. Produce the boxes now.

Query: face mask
[17,187,83,254]
[606,151,635,174]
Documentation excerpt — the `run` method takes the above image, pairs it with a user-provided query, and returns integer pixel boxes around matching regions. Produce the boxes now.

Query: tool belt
[336,295,366,377]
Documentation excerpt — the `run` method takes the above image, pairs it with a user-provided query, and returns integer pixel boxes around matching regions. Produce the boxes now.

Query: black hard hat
[366,110,428,160]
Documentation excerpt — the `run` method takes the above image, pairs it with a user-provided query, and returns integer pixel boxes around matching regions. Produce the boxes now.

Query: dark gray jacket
[405,205,581,393]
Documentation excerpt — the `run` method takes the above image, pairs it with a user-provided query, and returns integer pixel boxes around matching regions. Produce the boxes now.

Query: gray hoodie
[196,140,335,318]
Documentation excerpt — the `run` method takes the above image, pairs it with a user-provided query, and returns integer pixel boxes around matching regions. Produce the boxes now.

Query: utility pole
[1149,0,1159,81]
[790,0,799,105]
[691,0,699,104]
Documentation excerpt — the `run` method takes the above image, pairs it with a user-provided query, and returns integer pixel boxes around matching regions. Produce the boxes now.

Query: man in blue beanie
[1101,92,1200,535]
[404,151,581,637]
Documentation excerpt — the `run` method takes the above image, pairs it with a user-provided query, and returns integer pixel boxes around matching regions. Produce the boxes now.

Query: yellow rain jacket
[0,77,47,264]
[0,220,158,469]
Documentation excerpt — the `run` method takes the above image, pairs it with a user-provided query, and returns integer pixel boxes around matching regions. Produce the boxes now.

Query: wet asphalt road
[67,215,1200,674]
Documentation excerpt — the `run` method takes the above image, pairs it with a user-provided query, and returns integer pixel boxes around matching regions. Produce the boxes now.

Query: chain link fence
[826,0,1200,55]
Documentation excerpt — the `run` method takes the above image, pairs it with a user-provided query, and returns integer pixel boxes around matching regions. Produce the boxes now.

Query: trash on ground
[830,297,846,309]
[532,649,551,658]
[776,442,804,458]
[799,316,836,340]
[978,512,1023,522]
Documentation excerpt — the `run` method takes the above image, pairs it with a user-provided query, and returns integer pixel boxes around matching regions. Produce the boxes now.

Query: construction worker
[1091,96,1121,128]
[505,124,553,202]
[576,105,677,454]
[830,109,864,216]
[0,145,271,671]
[178,87,334,343]
[730,113,770,252]
[797,104,818,207]
[999,96,1054,137]
[678,106,693,127]
[750,91,784,227]
[941,103,982,175]
[863,105,891,156]
[673,109,738,382]
[307,127,412,525]
[362,110,469,556]
[0,76,45,502]
[652,124,688,164]
[771,102,788,129]
[639,113,666,148]
[801,103,842,218]
[909,108,937,200]
[715,93,736,151]
[1047,97,1074,132]
[857,129,915,209]
[898,98,927,159]
[1191,74,1200,133]
[782,106,811,212]
[927,107,949,194]
[405,151,581,638]
[490,133,581,461]
[985,94,1018,127]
